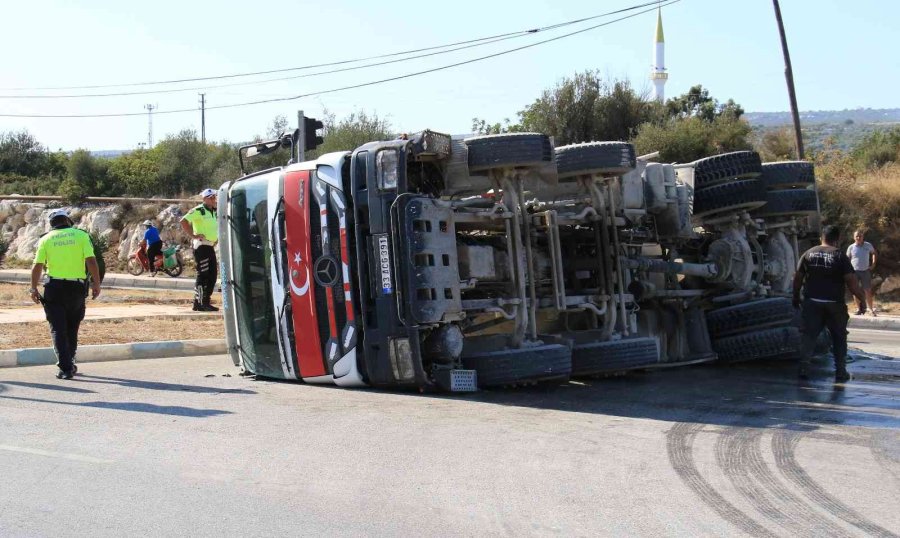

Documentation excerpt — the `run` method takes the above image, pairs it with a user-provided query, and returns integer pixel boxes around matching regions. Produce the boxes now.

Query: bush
[853,127,900,168]
[633,115,752,163]
[58,178,87,204]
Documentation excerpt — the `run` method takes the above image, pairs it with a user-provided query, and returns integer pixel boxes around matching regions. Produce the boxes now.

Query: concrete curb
[0,338,225,368]
[0,270,196,291]
[849,316,900,332]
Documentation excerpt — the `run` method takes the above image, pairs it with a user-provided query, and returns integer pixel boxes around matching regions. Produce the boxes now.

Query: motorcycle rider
[141,220,163,277]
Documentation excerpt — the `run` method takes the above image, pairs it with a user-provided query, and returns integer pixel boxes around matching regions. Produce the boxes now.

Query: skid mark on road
[715,428,850,537]
[0,444,112,464]
[666,422,776,538]
[869,429,900,487]
[772,430,899,538]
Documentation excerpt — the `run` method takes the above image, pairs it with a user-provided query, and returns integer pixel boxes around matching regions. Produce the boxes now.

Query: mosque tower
[650,8,668,102]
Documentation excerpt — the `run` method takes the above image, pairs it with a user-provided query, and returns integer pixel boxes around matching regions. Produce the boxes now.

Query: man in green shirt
[180,188,219,311]
[30,209,102,379]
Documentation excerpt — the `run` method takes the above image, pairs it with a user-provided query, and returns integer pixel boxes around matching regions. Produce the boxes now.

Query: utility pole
[144,104,156,148]
[772,0,804,160]
[199,93,206,144]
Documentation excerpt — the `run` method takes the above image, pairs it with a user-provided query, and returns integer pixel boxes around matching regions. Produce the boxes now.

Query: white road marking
[0,444,112,464]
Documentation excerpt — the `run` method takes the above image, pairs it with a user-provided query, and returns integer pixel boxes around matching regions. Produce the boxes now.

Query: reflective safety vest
[33,227,95,279]
[182,204,218,243]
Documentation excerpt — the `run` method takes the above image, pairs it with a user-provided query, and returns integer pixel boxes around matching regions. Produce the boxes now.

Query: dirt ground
[0,317,224,348]
[0,283,196,308]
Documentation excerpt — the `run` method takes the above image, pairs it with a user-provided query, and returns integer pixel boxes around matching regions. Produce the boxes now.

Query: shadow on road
[75,374,255,395]
[0,380,96,394]
[416,357,900,432]
[0,394,232,418]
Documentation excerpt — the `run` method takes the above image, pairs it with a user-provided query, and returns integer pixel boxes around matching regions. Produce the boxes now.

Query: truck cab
[220,152,366,387]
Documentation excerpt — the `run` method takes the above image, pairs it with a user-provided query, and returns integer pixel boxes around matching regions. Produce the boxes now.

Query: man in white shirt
[846,229,878,316]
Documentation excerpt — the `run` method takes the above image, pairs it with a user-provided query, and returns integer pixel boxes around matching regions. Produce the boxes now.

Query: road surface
[0,328,898,536]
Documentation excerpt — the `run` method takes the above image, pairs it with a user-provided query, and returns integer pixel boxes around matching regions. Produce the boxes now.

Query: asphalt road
[0,329,898,537]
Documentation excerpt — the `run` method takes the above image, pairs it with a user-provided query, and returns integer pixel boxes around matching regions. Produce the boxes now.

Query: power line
[0,1,679,119]
[0,1,663,93]
[0,33,528,99]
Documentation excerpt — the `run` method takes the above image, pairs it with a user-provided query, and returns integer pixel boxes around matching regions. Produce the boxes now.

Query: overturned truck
[218,130,820,391]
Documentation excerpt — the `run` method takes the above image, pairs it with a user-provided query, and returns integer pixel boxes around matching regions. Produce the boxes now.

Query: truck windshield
[228,176,283,377]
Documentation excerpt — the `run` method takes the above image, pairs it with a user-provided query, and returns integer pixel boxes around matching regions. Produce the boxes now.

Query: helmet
[142,220,153,227]
[48,209,70,222]
[199,188,216,199]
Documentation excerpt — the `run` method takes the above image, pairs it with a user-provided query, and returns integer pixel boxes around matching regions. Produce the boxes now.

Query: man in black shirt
[793,225,867,382]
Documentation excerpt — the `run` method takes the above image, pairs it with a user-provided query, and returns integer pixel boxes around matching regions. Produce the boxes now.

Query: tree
[666,85,744,122]
[633,115,753,163]
[754,127,796,162]
[314,109,393,156]
[853,127,900,168]
[633,85,751,162]
[65,149,116,197]
[108,148,160,196]
[471,118,520,135]
[515,72,661,144]
[0,130,51,177]
[154,130,210,195]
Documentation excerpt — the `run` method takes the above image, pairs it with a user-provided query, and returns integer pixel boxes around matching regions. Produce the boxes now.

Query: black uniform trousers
[798,298,849,373]
[42,279,86,374]
[147,240,163,272]
[193,244,217,307]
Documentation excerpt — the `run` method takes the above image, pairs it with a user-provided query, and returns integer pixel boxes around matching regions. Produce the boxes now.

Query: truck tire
[760,161,815,190]
[693,178,766,218]
[464,133,554,172]
[713,326,801,363]
[462,343,572,387]
[692,151,762,189]
[706,298,796,338]
[572,337,659,376]
[752,188,818,217]
[555,141,636,178]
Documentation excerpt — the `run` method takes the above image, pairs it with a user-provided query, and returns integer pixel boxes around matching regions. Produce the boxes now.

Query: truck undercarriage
[219,129,821,391]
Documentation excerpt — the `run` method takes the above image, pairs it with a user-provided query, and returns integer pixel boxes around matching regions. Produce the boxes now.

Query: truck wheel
[751,188,818,218]
[760,161,815,190]
[464,133,554,172]
[693,178,766,218]
[713,326,801,363]
[572,337,659,376]
[462,343,572,388]
[555,141,636,178]
[706,298,796,338]
[692,151,762,189]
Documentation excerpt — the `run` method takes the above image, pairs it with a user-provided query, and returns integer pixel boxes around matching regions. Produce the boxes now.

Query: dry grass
[0,317,224,349]
[0,283,195,308]
[818,160,900,278]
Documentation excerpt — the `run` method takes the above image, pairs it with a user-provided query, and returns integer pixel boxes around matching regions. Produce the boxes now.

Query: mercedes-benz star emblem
[313,255,340,287]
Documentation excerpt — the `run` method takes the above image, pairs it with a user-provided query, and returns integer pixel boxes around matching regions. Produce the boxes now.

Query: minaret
[650,8,668,102]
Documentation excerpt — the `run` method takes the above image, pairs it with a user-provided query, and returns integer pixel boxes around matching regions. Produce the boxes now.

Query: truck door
[283,169,330,381]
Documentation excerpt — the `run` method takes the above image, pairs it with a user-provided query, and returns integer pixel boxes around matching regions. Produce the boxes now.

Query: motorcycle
[128,243,184,277]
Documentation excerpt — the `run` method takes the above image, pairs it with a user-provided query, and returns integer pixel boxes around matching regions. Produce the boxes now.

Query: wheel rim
[127,258,144,275]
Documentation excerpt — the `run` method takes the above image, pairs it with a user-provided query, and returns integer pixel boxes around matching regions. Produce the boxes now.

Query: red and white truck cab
[219,151,366,387]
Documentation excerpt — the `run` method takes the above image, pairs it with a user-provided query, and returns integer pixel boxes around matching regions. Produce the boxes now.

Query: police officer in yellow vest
[180,188,219,311]
[30,209,102,379]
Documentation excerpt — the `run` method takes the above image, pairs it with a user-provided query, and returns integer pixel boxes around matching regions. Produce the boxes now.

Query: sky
[0,0,896,151]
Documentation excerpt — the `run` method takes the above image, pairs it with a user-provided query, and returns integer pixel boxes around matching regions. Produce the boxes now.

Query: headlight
[377,150,399,190]
[389,337,415,381]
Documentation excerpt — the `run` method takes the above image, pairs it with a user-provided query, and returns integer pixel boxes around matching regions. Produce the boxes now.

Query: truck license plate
[376,235,393,295]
